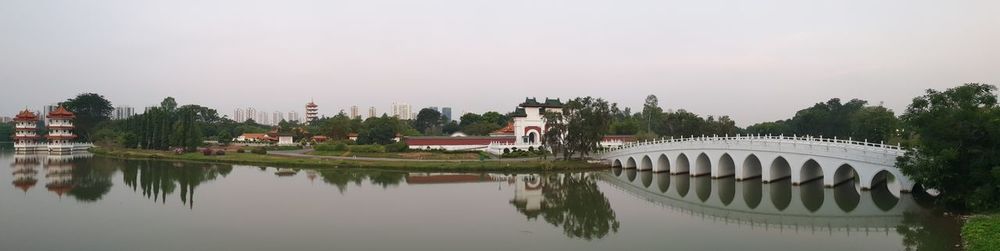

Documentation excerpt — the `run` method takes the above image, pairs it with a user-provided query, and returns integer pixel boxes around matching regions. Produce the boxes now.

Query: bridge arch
[653,154,670,173]
[740,154,762,180]
[625,157,637,169]
[716,153,736,178]
[612,159,623,168]
[767,156,792,183]
[832,164,860,188]
[674,153,690,174]
[639,155,653,171]
[798,159,823,185]
[693,153,711,177]
[870,170,900,197]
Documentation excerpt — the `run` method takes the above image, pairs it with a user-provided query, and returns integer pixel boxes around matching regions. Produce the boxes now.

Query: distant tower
[259,110,269,125]
[306,101,319,122]
[368,106,377,118]
[234,108,245,122]
[12,109,41,152]
[350,105,360,119]
[442,107,453,121]
[46,106,77,153]
[247,107,257,122]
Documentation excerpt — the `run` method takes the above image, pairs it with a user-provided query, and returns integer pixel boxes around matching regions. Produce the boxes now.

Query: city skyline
[1,1,997,126]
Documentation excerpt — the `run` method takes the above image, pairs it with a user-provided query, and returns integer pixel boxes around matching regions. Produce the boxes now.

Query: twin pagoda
[12,106,88,154]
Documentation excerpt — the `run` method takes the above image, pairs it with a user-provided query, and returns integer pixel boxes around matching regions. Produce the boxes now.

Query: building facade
[306,101,319,122]
[13,110,42,152]
[442,107,453,122]
[46,106,78,153]
[392,102,413,120]
[350,105,360,119]
[368,106,377,118]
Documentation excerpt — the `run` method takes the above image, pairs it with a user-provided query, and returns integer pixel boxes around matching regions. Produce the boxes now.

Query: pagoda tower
[12,109,42,152]
[305,101,319,122]
[46,106,77,153]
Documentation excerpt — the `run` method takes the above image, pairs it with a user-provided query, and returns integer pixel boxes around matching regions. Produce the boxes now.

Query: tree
[746,121,792,135]
[642,94,663,132]
[463,122,502,136]
[413,108,443,135]
[459,113,483,127]
[63,93,114,141]
[560,97,614,159]
[160,97,177,111]
[850,106,899,142]
[357,115,400,145]
[442,121,461,135]
[482,111,509,126]
[0,123,12,142]
[321,113,354,140]
[543,111,567,159]
[897,83,1000,212]
[657,109,706,137]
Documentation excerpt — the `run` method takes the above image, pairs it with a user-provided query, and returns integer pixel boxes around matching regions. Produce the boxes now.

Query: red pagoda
[12,109,43,152]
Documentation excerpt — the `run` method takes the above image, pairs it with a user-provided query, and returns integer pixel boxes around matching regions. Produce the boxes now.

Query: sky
[1,0,997,126]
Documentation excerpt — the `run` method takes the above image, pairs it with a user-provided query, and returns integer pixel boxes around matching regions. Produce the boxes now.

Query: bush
[250,148,267,155]
[349,144,385,153]
[215,150,226,156]
[236,149,245,153]
[201,148,214,156]
[385,142,409,153]
[314,142,348,152]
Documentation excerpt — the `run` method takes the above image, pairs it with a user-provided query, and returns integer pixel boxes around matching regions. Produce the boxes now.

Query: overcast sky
[1,0,997,125]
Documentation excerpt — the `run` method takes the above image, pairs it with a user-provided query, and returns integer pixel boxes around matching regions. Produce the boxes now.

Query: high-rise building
[247,107,257,123]
[0,116,12,123]
[113,106,135,120]
[259,111,269,125]
[350,105,360,119]
[288,111,300,122]
[368,106,377,118]
[391,102,413,120]
[273,111,285,124]
[442,107,453,122]
[306,101,319,122]
[429,106,439,112]
[234,108,245,122]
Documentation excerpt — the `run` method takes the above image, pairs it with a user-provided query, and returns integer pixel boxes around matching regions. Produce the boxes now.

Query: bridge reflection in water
[605,168,926,233]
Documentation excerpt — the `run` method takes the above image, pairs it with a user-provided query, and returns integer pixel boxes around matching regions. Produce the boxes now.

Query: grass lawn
[309,150,483,160]
[963,214,1000,251]
[90,147,603,172]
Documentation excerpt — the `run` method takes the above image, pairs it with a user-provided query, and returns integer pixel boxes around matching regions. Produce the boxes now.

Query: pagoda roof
[13,110,38,121]
[519,97,563,108]
[306,101,318,108]
[13,179,37,192]
[46,106,75,119]
[509,108,527,118]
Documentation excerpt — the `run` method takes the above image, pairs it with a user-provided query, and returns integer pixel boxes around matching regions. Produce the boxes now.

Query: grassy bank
[309,150,482,160]
[963,214,1000,251]
[89,147,606,172]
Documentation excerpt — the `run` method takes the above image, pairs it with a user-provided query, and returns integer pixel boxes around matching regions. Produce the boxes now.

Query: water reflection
[120,159,232,208]
[508,173,621,240]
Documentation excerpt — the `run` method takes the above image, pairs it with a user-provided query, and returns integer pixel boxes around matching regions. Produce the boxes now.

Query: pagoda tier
[46,106,76,119]
[14,135,41,140]
[46,135,78,140]
[13,109,39,121]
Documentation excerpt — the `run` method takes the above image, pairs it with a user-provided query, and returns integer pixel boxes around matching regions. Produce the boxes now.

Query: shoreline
[88,147,608,172]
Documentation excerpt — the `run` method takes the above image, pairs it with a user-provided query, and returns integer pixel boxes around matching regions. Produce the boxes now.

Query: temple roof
[509,108,527,118]
[519,97,563,108]
[492,122,515,134]
[46,106,75,119]
[14,109,38,121]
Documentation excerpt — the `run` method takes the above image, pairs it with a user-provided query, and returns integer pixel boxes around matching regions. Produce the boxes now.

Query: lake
[0,147,960,251]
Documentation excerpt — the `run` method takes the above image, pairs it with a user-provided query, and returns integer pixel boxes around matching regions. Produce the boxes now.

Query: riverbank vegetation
[90,147,601,171]
[963,214,1000,251]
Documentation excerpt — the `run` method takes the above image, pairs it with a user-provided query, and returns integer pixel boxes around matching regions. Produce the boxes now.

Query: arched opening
[641,171,653,188]
[656,173,671,193]
[626,168,637,182]
[833,164,860,188]
[770,179,792,211]
[694,175,711,202]
[612,159,623,168]
[716,154,736,178]
[625,157,637,169]
[871,170,900,211]
[799,159,823,185]
[640,155,653,171]
[612,166,622,177]
[655,154,670,173]
[833,164,861,212]
[743,178,762,209]
[693,153,711,177]
[674,154,690,174]
[741,154,762,180]
[527,132,537,144]
[768,157,791,183]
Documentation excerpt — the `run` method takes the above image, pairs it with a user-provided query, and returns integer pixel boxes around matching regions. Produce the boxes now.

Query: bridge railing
[598,134,904,156]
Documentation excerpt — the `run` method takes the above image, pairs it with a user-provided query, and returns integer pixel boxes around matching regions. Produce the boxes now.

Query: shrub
[215,150,226,156]
[314,142,349,152]
[236,149,246,153]
[385,142,409,153]
[334,143,348,151]
[349,145,385,153]
[250,148,267,155]
[201,148,214,156]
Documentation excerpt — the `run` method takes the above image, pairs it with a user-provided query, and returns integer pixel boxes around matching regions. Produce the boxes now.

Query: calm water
[0,147,960,251]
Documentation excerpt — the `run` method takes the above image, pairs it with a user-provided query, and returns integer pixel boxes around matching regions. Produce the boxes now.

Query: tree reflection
[896,211,961,251]
[510,173,620,240]
[318,169,406,192]
[120,160,232,208]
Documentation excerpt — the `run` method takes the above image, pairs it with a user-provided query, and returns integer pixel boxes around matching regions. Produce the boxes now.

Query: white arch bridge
[597,135,915,193]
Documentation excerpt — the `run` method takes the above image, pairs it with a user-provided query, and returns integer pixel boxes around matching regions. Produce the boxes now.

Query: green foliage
[314,142,349,152]
[348,144,385,153]
[62,93,114,141]
[746,120,792,135]
[898,83,1000,212]
[357,115,401,145]
[462,121,502,136]
[963,214,1000,251]
[413,108,448,135]
[549,97,614,159]
[250,147,267,155]
[100,97,222,151]
[384,142,409,153]
[0,123,13,142]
